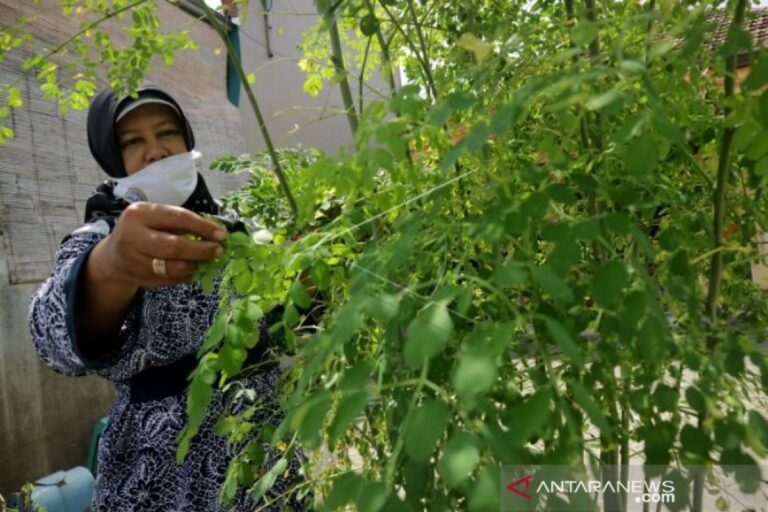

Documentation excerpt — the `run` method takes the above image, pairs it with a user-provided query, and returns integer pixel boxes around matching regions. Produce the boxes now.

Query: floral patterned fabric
[28,222,306,511]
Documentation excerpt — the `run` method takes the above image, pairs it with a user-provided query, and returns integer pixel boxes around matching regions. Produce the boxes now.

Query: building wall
[236,0,393,154]
[0,0,245,496]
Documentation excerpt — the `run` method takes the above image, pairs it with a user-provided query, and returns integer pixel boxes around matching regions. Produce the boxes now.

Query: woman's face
[115,103,188,175]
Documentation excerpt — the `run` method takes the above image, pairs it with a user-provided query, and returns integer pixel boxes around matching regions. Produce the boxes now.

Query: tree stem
[405,0,438,99]
[363,0,397,95]
[324,10,359,135]
[698,4,748,509]
[358,36,372,115]
[193,0,299,221]
[379,0,437,100]
[705,0,747,336]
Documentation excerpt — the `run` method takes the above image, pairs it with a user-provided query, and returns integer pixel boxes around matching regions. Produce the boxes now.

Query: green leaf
[361,293,401,320]
[7,86,22,108]
[530,266,573,303]
[520,191,549,218]
[586,89,622,111]
[618,59,645,74]
[680,424,712,458]
[652,384,679,412]
[491,263,526,289]
[324,472,364,511]
[404,302,453,367]
[404,400,450,462]
[332,303,362,344]
[643,420,676,466]
[624,133,657,176]
[748,411,768,450]
[340,361,374,391]
[569,380,610,436]
[604,213,633,235]
[390,84,424,116]
[244,300,263,322]
[746,131,768,160]
[507,389,552,444]
[744,56,768,91]
[757,93,768,128]
[295,390,332,448]
[447,90,477,110]
[440,144,464,171]
[541,316,583,369]
[429,103,453,127]
[289,280,311,309]
[468,465,500,512]
[591,260,628,307]
[715,496,728,512]
[571,220,600,240]
[571,20,598,46]
[250,457,287,502]
[716,418,745,451]
[199,313,227,354]
[218,343,246,376]
[225,323,245,347]
[329,391,369,446]
[546,184,577,205]
[462,123,490,152]
[685,387,706,414]
[490,103,518,134]
[452,347,498,400]
[356,481,390,512]
[437,431,480,488]
[648,39,675,61]
[233,265,253,295]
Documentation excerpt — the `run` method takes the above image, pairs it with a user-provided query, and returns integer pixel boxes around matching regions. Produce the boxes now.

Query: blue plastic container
[29,466,94,512]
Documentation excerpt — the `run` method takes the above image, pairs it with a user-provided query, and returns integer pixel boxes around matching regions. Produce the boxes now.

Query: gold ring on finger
[152,258,168,278]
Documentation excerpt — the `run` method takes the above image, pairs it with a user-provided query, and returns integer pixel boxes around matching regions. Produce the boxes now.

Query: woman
[28,84,305,511]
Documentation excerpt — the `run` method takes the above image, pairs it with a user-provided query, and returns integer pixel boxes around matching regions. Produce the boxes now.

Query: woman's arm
[49,202,228,366]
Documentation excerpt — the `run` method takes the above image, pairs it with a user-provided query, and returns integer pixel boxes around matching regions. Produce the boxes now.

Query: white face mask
[112,150,201,206]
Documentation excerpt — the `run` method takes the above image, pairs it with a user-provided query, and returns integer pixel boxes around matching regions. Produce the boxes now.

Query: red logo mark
[506,474,533,500]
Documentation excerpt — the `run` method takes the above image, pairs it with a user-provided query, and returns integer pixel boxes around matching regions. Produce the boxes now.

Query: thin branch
[359,35,373,115]
[324,10,359,135]
[192,0,299,221]
[41,0,150,63]
[363,0,397,95]
[405,0,438,99]
[697,5,748,512]
[705,0,748,329]
[378,0,436,100]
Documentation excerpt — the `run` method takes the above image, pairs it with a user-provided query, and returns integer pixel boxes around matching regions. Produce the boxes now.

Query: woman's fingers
[115,202,225,262]
[123,203,227,242]
[139,229,223,261]
[105,202,228,288]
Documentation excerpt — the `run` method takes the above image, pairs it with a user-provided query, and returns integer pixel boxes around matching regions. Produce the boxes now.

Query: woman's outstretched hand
[75,203,227,349]
[90,202,227,288]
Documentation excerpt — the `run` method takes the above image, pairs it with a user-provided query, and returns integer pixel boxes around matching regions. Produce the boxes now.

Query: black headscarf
[84,83,219,223]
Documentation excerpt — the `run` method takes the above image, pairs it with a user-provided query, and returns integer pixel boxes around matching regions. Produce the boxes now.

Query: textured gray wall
[0,0,245,496]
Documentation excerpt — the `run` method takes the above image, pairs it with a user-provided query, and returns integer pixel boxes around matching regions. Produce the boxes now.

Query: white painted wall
[235,0,394,155]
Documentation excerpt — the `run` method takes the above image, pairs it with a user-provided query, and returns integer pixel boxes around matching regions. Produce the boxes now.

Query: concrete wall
[0,0,245,496]
[236,0,393,154]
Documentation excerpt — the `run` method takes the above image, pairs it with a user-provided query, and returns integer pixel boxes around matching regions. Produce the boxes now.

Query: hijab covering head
[84,83,219,223]
[88,83,195,178]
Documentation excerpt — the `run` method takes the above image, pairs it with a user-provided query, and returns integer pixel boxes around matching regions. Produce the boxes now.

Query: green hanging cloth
[226,24,241,107]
